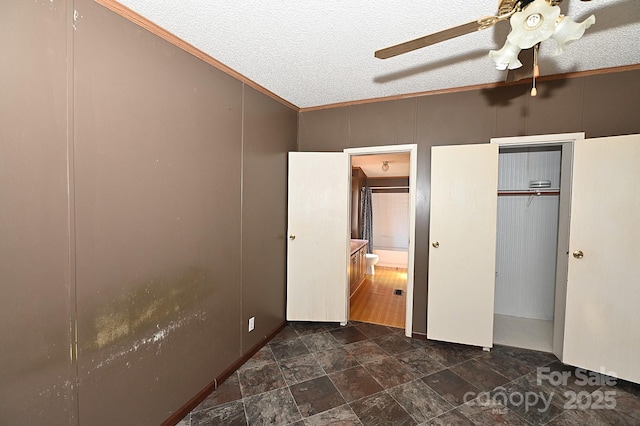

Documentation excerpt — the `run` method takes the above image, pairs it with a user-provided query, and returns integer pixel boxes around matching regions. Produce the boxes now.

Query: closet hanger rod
[368,186,409,190]
[497,189,559,196]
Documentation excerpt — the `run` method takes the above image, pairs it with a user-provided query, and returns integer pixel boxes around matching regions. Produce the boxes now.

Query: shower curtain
[360,187,373,253]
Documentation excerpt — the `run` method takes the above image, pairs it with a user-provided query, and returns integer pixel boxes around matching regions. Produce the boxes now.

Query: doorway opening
[491,134,577,357]
[344,145,417,338]
[494,144,564,353]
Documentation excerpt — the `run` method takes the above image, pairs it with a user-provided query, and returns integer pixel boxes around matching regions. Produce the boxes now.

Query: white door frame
[344,144,417,338]
[491,132,584,357]
[490,132,585,146]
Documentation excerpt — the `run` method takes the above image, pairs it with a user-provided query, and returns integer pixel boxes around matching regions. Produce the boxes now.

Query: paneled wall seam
[393,101,398,145]
[411,97,418,332]
[579,78,586,135]
[414,98,421,145]
[240,84,246,353]
[299,112,302,150]
[348,106,352,147]
[493,90,499,140]
[524,94,530,136]
[67,1,80,424]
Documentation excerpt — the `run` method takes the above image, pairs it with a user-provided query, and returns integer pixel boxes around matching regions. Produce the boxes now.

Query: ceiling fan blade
[505,48,534,83]
[375,20,486,59]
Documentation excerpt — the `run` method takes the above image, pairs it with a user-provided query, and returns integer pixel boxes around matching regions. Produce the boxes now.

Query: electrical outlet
[248,317,255,332]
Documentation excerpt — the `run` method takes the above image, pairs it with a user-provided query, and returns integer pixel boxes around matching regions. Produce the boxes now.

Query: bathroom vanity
[349,239,367,296]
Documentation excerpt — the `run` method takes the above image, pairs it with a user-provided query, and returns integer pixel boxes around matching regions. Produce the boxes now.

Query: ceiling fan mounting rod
[501,0,563,15]
[478,4,519,30]
[498,0,521,16]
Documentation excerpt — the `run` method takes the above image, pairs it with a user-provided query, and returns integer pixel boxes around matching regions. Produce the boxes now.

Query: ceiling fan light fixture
[490,0,595,73]
[507,0,561,49]
[551,14,596,55]
[376,0,598,84]
[490,0,560,71]
[489,40,523,70]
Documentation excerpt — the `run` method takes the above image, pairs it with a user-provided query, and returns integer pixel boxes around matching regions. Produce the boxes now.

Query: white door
[563,134,640,384]
[427,144,499,348]
[286,152,350,323]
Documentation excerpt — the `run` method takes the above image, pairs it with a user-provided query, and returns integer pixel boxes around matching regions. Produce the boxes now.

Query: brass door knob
[573,250,584,259]
[289,235,296,240]
[432,241,440,248]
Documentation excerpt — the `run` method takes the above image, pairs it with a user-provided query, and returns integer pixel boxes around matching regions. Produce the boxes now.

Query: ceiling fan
[375,0,596,94]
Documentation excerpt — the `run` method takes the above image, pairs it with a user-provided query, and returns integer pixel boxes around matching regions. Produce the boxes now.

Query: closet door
[286,152,350,323]
[427,144,499,348]
[563,134,640,384]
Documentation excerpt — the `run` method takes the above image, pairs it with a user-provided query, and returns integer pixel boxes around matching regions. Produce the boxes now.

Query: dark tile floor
[177,321,640,425]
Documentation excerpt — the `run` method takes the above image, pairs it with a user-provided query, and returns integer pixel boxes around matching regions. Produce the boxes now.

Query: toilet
[365,253,379,275]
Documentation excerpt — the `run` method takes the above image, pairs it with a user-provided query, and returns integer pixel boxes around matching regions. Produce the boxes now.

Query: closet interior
[493,144,569,353]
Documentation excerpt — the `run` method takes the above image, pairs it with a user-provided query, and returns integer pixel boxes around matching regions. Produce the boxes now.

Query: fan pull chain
[531,44,540,97]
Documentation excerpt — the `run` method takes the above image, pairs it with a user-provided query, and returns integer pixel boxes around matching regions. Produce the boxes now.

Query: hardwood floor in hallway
[349,266,407,329]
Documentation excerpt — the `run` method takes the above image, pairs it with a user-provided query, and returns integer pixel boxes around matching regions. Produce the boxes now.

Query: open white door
[427,144,499,348]
[563,134,640,384]
[286,152,350,323]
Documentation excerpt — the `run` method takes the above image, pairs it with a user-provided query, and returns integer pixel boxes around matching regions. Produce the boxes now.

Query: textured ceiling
[117,0,640,109]
[351,153,410,178]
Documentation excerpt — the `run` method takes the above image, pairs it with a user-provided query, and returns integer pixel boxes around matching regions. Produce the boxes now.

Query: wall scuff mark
[87,266,211,352]
[82,266,213,375]
[91,311,207,373]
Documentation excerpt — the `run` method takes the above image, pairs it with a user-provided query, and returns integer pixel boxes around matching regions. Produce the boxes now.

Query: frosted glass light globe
[507,0,561,49]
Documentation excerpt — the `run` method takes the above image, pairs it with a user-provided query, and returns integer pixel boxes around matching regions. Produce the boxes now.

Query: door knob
[573,250,584,259]
[289,235,296,240]
[432,241,439,248]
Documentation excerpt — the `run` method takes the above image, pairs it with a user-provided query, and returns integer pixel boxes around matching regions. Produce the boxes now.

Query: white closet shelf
[497,189,560,196]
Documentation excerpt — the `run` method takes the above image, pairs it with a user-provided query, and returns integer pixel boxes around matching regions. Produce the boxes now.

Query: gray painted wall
[1,0,296,424]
